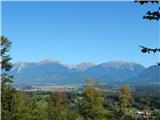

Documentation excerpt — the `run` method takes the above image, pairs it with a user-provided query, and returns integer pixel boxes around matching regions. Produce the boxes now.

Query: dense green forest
[2,81,160,120]
[21,84,160,120]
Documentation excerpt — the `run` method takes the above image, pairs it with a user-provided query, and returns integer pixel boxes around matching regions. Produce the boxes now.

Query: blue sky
[2,1,159,67]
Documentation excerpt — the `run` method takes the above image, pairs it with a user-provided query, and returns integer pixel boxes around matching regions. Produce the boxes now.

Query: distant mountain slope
[9,60,150,85]
[135,65,160,85]
[85,61,145,82]
[10,61,83,84]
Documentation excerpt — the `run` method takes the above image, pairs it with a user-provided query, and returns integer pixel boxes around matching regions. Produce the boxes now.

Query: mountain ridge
[9,60,159,86]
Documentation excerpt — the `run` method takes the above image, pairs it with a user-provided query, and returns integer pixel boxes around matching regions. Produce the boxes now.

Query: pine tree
[1,36,16,120]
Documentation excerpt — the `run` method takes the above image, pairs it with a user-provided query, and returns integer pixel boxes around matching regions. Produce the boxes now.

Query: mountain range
[9,60,160,86]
